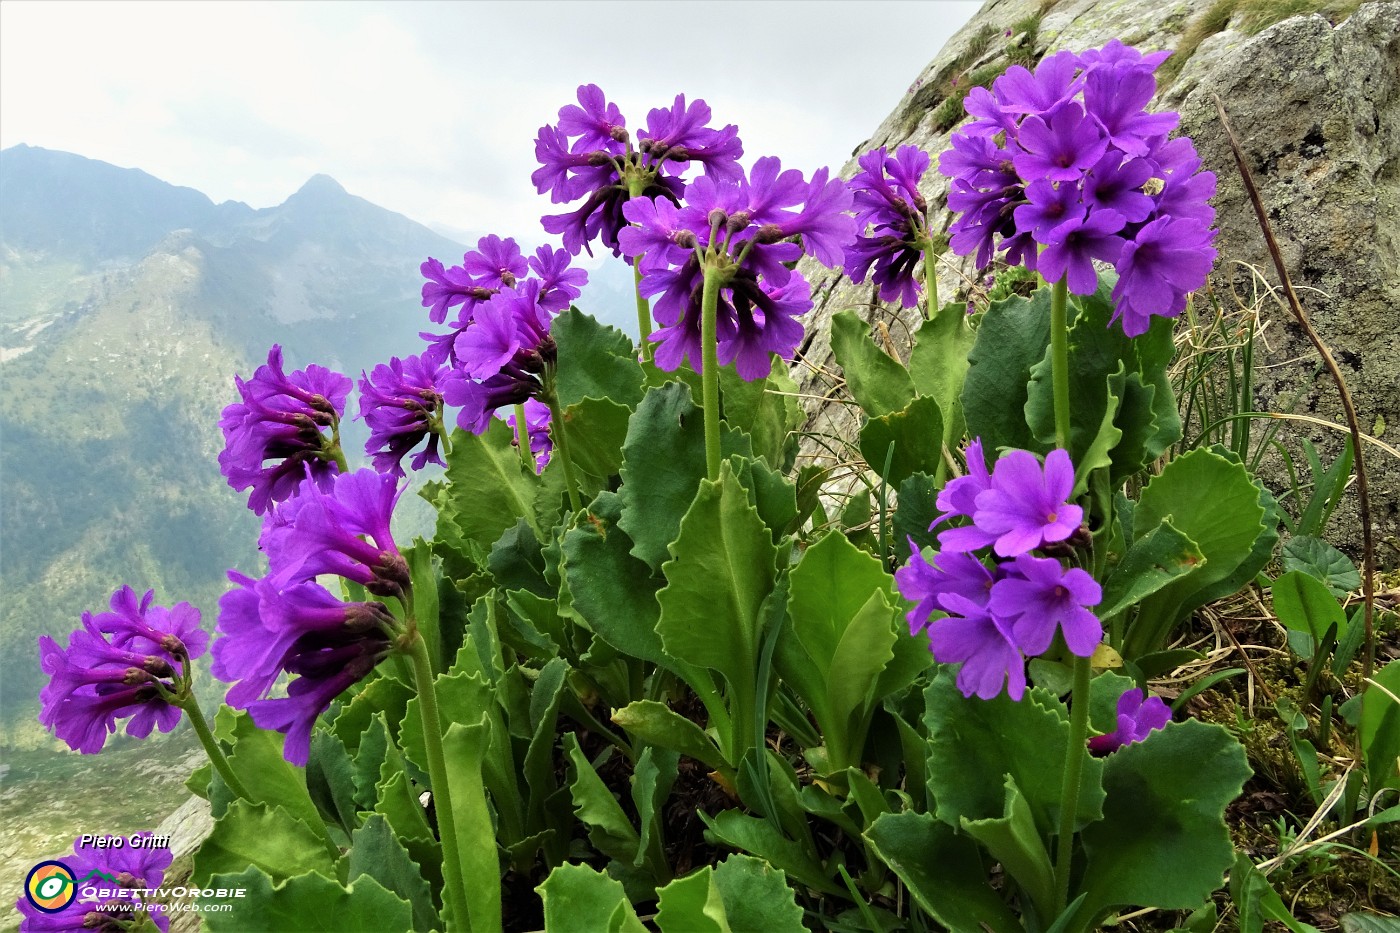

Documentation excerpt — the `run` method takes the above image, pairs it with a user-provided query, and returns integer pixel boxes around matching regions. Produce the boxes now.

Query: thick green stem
[1054,654,1093,917]
[181,698,253,802]
[407,635,473,933]
[513,403,535,474]
[543,392,583,513]
[700,266,723,481]
[633,262,653,359]
[1049,277,1072,451]
[921,240,940,320]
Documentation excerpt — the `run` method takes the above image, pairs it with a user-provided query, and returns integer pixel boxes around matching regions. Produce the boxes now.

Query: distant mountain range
[0,144,634,739]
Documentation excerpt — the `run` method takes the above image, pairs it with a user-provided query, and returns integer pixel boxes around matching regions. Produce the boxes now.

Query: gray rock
[792,0,1400,560]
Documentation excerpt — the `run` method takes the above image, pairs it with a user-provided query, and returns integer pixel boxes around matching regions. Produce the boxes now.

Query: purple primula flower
[989,555,1103,656]
[935,438,993,523]
[38,588,203,755]
[419,234,529,328]
[502,398,552,472]
[461,234,528,289]
[845,145,936,308]
[260,467,409,598]
[438,280,557,431]
[358,354,448,478]
[214,571,395,766]
[218,345,351,515]
[969,448,1084,557]
[896,542,999,636]
[928,593,1028,701]
[534,85,742,258]
[1110,216,1217,336]
[528,244,588,312]
[1088,688,1172,753]
[941,41,1216,332]
[620,155,851,379]
[17,834,173,932]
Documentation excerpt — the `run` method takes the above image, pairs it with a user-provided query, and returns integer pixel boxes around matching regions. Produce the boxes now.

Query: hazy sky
[0,1,979,241]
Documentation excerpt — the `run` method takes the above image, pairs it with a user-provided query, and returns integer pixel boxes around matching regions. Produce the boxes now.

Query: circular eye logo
[25,861,77,913]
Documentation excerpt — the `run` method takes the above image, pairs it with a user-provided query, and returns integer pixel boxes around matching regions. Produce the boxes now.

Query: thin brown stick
[1213,96,1377,683]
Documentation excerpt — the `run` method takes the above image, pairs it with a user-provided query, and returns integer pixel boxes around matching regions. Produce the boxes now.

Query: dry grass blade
[1212,95,1378,683]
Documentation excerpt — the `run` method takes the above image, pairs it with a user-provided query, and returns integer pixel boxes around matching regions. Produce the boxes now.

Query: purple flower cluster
[218,345,352,515]
[17,833,173,933]
[619,156,854,379]
[38,587,206,755]
[895,441,1102,700]
[533,85,744,257]
[1089,687,1171,753]
[420,234,585,343]
[213,468,406,765]
[939,41,1217,335]
[844,145,934,308]
[358,353,449,478]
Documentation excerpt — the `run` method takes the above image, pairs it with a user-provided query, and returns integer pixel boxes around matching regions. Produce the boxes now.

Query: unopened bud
[367,553,411,599]
[671,230,697,249]
[159,633,186,656]
[123,667,151,686]
[609,125,630,145]
[707,208,728,229]
[726,211,751,233]
[500,271,517,287]
[587,150,615,167]
[143,656,175,678]
[754,223,787,244]
[666,146,690,163]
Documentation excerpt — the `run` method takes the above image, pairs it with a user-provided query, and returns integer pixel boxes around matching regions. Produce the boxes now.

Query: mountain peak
[293,173,347,197]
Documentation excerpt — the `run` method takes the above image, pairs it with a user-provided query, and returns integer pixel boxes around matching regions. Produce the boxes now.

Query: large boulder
[792,0,1399,559]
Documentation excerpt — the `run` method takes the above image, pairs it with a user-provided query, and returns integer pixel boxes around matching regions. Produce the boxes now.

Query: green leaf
[441,716,502,932]
[633,746,680,870]
[710,854,808,932]
[193,800,337,886]
[1361,660,1400,793]
[962,286,1052,453]
[201,866,412,933]
[924,671,1104,836]
[864,810,1024,933]
[612,700,729,773]
[1125,448,1271,659]
[858,394,945,485]
[560,395,633,483]
[551,307,646,408]
[700,810,842,896]
[1271,570,1346,641]
[830,309,916,417]
[720,357,804,471]
[404,540,444,671]
[1282,535,1361,597]
[439,421,543,549]
[1340,914,1400,933]
[959,777,1056,924]
[306,730,361,837]
[212,708,326,840]
[1075,720,1250,918]
[1229,851,1322,933]
[909,299,977,448]
[618,383,714,571]
[893,472,941,560]
[657,463,778,760]
[655,868,730,933]
[347,814,438,933]
[537,862,647,933]
[1099,519,1205,619]
[563,491,666,666]
[330,676,413,752]
[562,732,641,864]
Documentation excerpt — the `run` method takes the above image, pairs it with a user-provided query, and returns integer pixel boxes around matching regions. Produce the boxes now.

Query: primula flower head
[358,353,448,478]
[38,587,204,755]
[940,42,1217,334]
[844,145,936,308]
[218,345,351,515]
[17,833,173,932]
[1088,688,1171,753]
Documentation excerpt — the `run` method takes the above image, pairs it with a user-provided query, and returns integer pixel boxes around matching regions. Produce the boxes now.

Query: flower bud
[609,125,630,145]
[707,208,728,229]
[671,230,697,249]
[726,211,751,233]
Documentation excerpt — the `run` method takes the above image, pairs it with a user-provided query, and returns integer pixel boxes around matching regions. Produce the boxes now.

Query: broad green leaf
[330,675,413,752]
[612,700,729,773]
[962,286,1052,454]
[439,422,542,548]
[537,862,647,933]
[1271,570,1346,640]
[1075,720,1250,918]
[657,464,778,760]
[633,746,680,870]
[909,299,977,448]
[441,717,502,933]
[562,732,641,864]
[559,395,632,483]
[1125,448,1271,659]
[1098,519,1205,619]
[488,519,549,597]
[211,708,326,839]
[720,357,804,471]
[1361,660,1400,793]
[864,810,1023,933]
[924,672,1104,836]
[404,539,443,671]
[726,453,799,542]
[551,307,646,408]
[858,394,945,485]
[192,801,336,886]
[1281,535,1360,597]
[655,868,730,933]
[399,670,493,780]
[1340,914,1400,933]
[201,866,412,933]
[830,309,916,417]
[960,777,1056,924]
[893,472,941,560]
[346,814,438,933]
[699,810,842,895]
[305,731,360,837]
[711,854,807,933]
